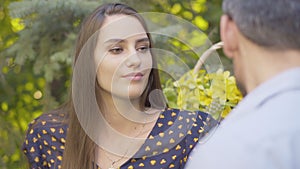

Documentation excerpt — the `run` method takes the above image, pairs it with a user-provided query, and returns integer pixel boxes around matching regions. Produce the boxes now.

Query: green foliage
[7,0,101,81]
[0,0,20,51]
[0,0,103,168]
[0,61,45,169]
[0,0,225,168]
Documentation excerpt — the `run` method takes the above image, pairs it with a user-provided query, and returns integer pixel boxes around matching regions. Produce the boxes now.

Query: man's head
[220,0,300,95]
[222,0,300,50]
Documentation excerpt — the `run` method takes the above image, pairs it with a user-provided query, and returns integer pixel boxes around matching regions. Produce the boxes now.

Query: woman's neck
[96,88,160,137]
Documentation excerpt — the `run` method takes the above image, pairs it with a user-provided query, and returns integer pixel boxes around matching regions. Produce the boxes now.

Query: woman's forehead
[98,14,147,43]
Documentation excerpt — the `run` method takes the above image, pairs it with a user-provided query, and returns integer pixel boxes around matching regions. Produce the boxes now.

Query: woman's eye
[137,45,149,53]
[109,47,123,54]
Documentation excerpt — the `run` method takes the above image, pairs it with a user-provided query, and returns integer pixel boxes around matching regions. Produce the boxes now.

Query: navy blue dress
[23,108,216,169]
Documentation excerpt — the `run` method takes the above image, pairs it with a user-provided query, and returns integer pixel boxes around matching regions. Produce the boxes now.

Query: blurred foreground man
[186,0,300,168]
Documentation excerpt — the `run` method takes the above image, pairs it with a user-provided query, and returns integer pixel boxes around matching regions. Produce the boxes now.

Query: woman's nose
[125,48,141,68]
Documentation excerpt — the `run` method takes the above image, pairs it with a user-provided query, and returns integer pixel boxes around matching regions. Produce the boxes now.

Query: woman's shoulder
[23,109,68,143]
[160,108,210,121]
[22,109,67,168]
[159,108,218,137]
[28,109,67,131]
[133,108,217,164]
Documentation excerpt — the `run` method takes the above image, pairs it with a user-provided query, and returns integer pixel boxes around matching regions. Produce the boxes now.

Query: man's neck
[243,45,300,93]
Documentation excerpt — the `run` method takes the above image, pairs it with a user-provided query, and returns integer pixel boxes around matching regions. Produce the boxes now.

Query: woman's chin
[110,88,144,100]
[127,89,145,99]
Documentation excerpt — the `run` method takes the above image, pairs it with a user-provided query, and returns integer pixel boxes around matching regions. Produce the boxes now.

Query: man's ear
[220,15,239,59]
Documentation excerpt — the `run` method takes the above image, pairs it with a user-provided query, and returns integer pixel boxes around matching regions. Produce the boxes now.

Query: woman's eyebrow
[103,37,149,45]
[136,37,149,43]
[104,39,125,44]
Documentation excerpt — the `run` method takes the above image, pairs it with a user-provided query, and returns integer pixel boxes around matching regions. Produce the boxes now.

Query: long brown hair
[62,3,164,169]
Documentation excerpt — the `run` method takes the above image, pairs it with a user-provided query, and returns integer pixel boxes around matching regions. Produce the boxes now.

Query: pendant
[108,164,116,169]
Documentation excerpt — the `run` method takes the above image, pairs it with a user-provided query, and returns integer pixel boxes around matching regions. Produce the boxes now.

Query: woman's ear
[220,15,239,59]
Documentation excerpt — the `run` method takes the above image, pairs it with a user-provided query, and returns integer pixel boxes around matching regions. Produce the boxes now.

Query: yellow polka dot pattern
[23,108,216,169]
[22,112,67,169]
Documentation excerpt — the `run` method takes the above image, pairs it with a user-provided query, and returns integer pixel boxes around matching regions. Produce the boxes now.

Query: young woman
[22,3,215,169]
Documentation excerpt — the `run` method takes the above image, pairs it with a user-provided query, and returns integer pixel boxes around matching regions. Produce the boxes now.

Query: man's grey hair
[222,0,300,50]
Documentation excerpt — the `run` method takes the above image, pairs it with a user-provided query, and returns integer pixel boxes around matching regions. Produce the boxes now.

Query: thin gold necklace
[103,150,128,169]
[101,122,147,169]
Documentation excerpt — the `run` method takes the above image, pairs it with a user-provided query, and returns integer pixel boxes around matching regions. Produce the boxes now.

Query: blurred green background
[0,0,225,168]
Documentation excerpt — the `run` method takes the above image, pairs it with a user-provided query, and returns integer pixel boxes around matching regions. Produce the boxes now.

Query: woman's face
[95,14,152,100]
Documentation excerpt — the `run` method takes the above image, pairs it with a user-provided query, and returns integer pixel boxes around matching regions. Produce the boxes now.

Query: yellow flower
[163,69,243,119]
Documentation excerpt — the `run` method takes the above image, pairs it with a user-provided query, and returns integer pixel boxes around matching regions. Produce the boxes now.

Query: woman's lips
[122,72,144,81]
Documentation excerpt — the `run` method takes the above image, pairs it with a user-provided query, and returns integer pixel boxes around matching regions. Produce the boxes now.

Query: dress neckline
[96,108,168,169]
